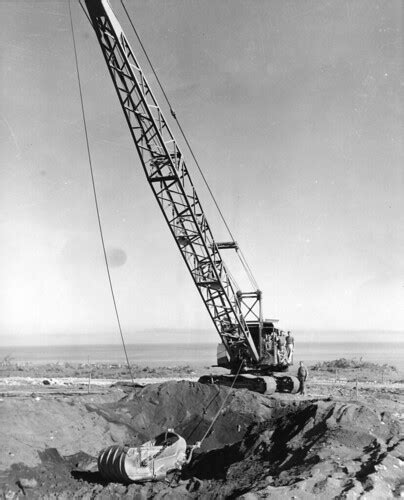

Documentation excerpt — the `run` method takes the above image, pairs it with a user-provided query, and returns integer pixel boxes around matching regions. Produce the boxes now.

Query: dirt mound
[89,380,299,451]
[0,392,130,471]
[0,381,402,498]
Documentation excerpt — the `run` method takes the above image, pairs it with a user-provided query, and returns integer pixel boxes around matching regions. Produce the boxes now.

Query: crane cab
[217,320,292,373]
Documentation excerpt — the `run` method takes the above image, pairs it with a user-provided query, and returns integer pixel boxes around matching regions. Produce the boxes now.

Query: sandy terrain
[0,360,403,499]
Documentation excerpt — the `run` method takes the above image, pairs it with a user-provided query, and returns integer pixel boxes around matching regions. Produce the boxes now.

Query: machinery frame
[85,0,263,364]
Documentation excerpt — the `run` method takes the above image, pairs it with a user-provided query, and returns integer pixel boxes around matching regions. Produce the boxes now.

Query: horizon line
[1,339,404,348]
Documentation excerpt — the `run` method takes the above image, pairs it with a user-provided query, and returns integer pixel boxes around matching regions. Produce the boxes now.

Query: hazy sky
[0,0,403,345]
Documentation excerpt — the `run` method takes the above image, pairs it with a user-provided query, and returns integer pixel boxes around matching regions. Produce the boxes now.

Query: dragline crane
[84,0,299,394]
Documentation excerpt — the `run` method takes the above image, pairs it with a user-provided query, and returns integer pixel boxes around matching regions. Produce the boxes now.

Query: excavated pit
[1,380,403,498]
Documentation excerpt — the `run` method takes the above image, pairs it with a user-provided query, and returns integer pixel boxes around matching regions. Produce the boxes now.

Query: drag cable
[69,0,134,384]
[198,361,244,447]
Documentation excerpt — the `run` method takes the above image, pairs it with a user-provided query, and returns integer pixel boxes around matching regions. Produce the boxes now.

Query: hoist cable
[68,0,134,385]
[79,0,94,29]
[238,248,259,290]
[120,0,260,291]
[226,266,241,294]
[198,361,244,447]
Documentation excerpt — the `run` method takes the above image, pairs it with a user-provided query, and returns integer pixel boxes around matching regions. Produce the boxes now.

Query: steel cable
[198,361,244,447]
[69,0,134,384]
[120,0,260,292]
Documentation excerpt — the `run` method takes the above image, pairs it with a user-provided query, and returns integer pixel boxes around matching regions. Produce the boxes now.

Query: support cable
[120,0,260,291]
[238,249,259,290]
[198,361,244,447]
[79,0,94,29]
[226,267,241,294]
[68,0,134,384]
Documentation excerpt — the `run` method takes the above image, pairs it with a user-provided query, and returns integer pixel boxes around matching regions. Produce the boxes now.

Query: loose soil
[0,362,403,499]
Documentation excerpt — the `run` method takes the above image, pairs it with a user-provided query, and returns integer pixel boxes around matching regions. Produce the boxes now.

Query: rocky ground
[0,360,403,499]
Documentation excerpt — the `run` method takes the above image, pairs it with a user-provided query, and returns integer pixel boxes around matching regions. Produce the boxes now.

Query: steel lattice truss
[85,0,260,363]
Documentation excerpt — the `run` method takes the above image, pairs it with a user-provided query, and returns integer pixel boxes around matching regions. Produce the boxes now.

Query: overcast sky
[0,0,403,345]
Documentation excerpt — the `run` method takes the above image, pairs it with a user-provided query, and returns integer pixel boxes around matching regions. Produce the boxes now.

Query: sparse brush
[310,358,397,372]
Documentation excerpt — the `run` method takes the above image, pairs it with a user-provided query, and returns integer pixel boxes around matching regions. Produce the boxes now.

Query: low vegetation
[310,358,397,373]
[0,361,198,379]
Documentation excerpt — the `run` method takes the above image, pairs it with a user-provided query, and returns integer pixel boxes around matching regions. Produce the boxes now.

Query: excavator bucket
[98,431,187,483]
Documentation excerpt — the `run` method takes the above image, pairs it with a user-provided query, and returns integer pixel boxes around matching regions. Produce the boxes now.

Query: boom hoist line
[83,0,264,366]
[119,0,260,294]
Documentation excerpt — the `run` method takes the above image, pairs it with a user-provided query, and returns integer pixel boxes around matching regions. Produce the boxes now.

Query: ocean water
[1,342,404,373]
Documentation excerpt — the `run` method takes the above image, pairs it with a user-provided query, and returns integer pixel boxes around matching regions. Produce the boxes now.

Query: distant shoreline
[2,339,404,348]
[1,329,403,348]
[1,341,404,372]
